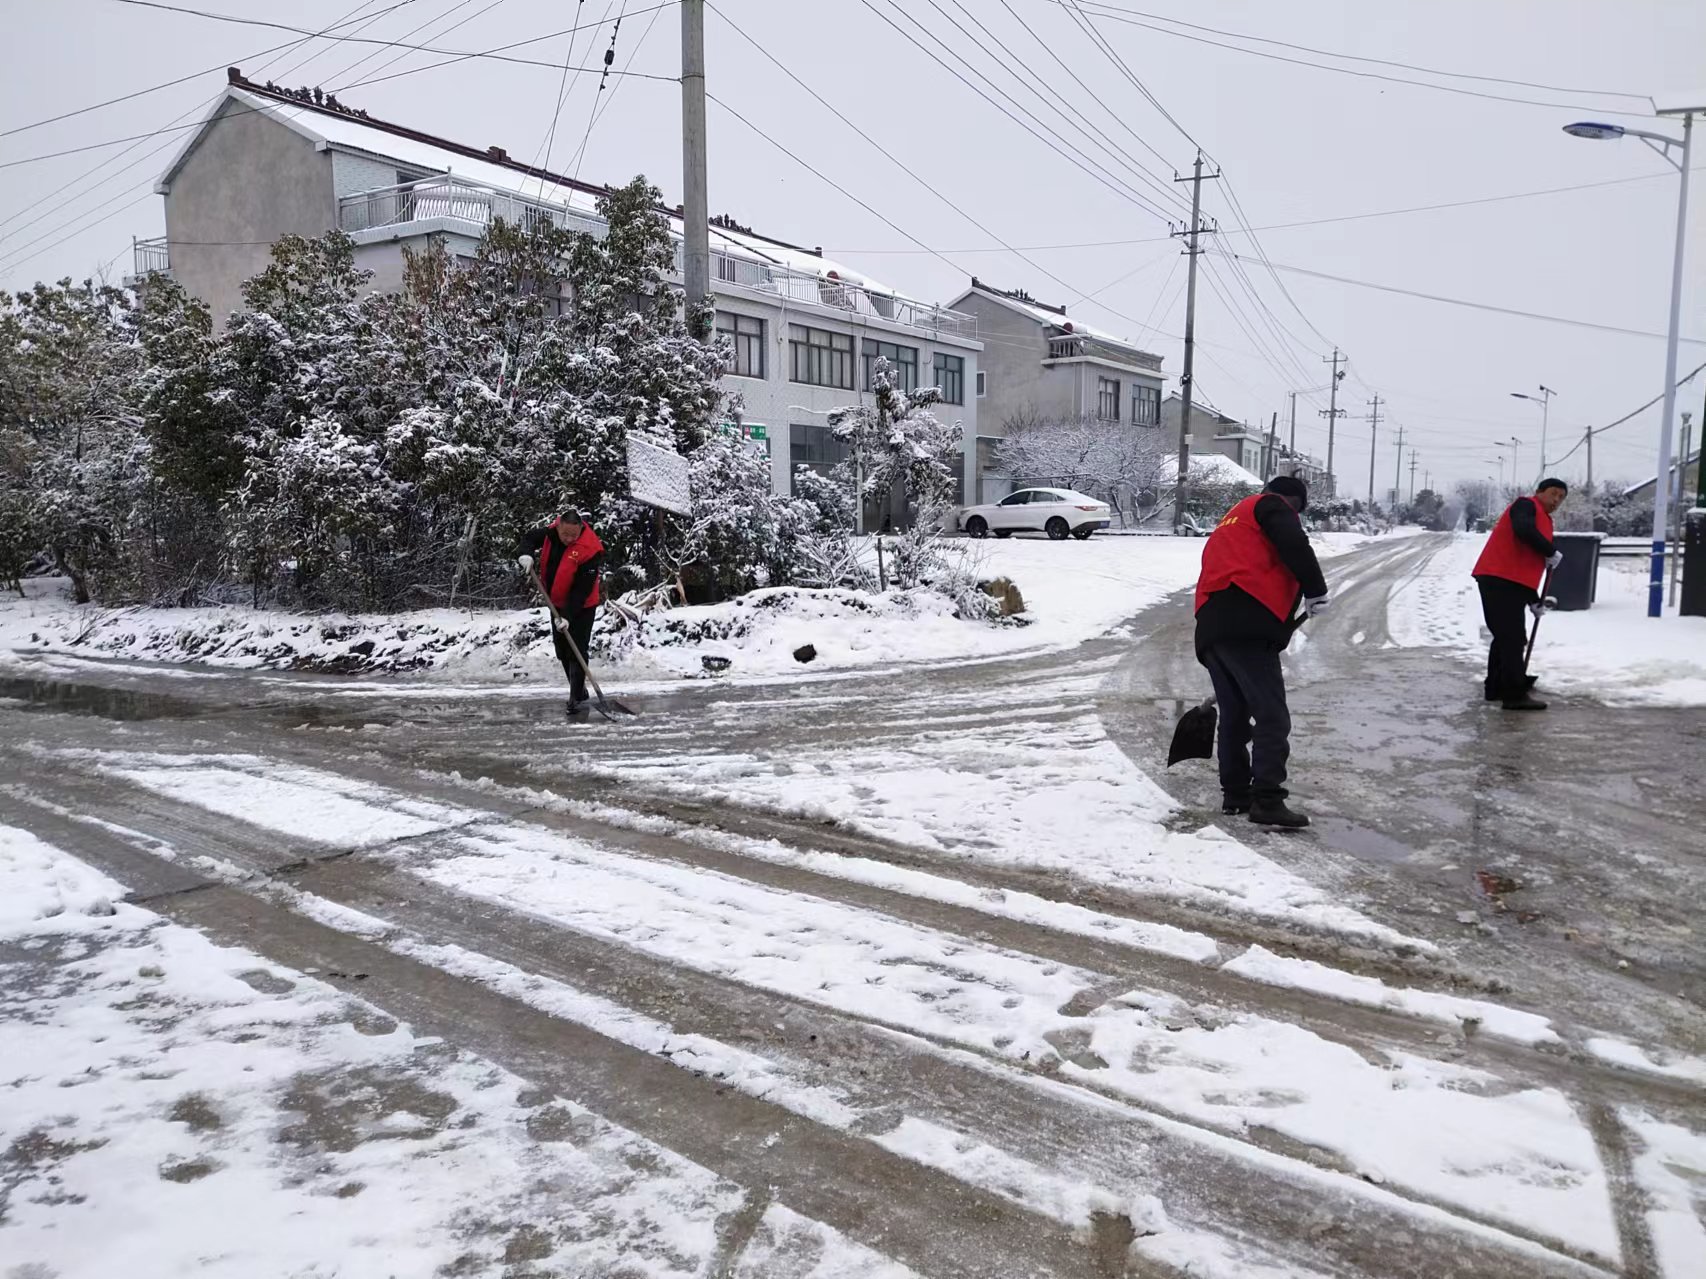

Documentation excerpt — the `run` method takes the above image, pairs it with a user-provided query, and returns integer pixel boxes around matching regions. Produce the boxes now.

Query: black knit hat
[1265,475,1309,507]
[1537,477,1568,495]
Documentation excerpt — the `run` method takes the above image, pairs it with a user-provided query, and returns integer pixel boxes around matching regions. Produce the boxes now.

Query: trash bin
[1548,531,1604,610]
[1683,508,1706,618]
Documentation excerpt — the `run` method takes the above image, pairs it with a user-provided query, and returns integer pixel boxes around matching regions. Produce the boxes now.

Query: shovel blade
[1167,701,1217,766]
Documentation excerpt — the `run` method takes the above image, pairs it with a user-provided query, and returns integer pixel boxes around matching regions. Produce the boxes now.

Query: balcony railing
[337,175,976,340]
[132,236,170,277]
[1046,335,1084,360]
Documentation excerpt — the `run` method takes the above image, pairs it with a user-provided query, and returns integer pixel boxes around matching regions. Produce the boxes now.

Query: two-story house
[133,70,983,508]
[947,279,1165,502]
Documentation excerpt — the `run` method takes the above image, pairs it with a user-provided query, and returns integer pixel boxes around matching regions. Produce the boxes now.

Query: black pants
[550,605,598,702]
[1477,577,1533,700]
[1200,641,1291,803]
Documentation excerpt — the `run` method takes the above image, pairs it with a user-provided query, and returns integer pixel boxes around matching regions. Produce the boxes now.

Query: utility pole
[1264,411,1277,480]
[1408,449,1419,504]
[1584,426,1594,497]
[680,0,712,339]
[1391,423,1405,512]
[1365,394,1382,514]
[1287,391,1298,459]
[1170,151,1219,532]
[1320,348,1346,497]
[1672,411,1693,606]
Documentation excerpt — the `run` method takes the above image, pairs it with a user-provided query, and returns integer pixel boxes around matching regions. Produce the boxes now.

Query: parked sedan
[960,488,1111,541]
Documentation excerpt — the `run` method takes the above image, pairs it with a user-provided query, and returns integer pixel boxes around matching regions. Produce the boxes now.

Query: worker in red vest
[517,511,605,716]
[1472,478,1568,711]
[1194,476,1329,829]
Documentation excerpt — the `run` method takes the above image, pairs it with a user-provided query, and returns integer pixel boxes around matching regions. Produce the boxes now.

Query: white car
[960,488,1111,541]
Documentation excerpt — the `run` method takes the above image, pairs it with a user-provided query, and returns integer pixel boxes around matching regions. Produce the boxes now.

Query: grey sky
[5,0,1704,491]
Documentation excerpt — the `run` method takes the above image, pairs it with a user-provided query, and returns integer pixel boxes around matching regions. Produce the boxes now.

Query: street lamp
[1485,456,1504,488]
[1509,386,1555,481]
[1565,105,1700,616]
[1493,437,1521,491]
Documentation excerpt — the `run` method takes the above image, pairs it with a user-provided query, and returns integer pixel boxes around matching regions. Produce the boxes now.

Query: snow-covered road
[3,533,1703,1278]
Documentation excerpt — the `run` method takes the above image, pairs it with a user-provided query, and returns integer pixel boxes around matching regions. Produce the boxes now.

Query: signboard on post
[625,436,692,517]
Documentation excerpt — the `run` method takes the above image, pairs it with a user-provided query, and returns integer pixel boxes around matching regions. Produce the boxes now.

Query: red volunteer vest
[539,521,603,609]
[1194,494,1300,622]
[1472,499,1552,591]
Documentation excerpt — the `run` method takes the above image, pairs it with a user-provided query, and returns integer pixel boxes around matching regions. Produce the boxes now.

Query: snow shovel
[525,565,637,720]
[1167,610,1309,767]
[1522,569,1558,671]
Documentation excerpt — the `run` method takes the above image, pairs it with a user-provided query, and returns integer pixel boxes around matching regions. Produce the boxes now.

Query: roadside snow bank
[1387,535,1706,706]
[1,530,1378,684]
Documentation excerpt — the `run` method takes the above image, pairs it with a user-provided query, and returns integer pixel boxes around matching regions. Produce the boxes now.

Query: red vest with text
[539,521,603,609]
[1472,499,1552,591]
[1194,494,1300,622]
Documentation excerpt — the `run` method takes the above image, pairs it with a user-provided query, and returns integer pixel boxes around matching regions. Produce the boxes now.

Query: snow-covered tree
[992,411,1168,521]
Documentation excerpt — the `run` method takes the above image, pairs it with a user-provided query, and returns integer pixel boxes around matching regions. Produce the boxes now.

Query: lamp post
[1493,437,1521,493]
[1510,386,1556,482]
[1486,457,1504,490]
[1565,107,1699,616]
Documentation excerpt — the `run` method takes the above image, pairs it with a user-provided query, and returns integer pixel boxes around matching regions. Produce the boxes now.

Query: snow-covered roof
[953,281,1162,364]
[157,78,906,299]
[1164,452,1264,487]
[1622,446,1701,497]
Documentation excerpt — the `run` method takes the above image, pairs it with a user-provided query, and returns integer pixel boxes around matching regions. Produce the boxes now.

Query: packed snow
[1,531,1388,687]
[1387,534,1706,706]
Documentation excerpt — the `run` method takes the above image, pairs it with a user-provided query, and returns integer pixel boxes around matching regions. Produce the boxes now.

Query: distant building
[1158,393,1332,495]
[131,70,983,506]
[948,279,1165,502]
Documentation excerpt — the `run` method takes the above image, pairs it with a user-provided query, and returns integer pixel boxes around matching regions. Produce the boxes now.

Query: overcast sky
[5,0,1705,492]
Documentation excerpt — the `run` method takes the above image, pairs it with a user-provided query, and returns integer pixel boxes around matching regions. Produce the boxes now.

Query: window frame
[975,369,987,398]
[1096,376,1121,423]
[1131,383,1161,427]
[861,338,919,393]
[789,323,855,389]
[717,311,766,380]
[932,352,965,404]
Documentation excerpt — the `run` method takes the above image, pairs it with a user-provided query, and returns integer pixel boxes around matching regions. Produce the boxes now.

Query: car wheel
[1072,528,1093,540]
[994,529,1013,539]
[1045,517,1070,541]
[965,515,989,538]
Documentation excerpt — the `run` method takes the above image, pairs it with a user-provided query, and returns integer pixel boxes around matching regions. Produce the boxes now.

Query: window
[789,324,854,388]
[862,339,919,392]
[790,423,850,492]
[998,491,1033,507]
[1097,377,1120,422]
[1131,383,1161,427]
[717,312,765,379]
[976,369,987,398]
[931,352,965,404]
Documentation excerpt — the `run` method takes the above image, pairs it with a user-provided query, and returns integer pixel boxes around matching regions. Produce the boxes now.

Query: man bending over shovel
[1193,476,1329,829]
[518,510,604,717]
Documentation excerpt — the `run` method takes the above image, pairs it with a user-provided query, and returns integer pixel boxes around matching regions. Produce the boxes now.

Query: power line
[854,0,1178,224]
[0,1,422,138]
[1060,0,1663,119]
[567,0,664,176]
[820,167,1695,255]
[1239,254,1706,346]
[1059,0,1202,154]
[1547,360,1706,467]
[322,0,507,93]
[530,0,591,196]
[569,1,627,185]
[1067,0,1652,103]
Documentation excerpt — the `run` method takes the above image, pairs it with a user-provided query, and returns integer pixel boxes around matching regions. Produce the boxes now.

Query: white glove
[1528,601,1547,620]
[1304,594,1330,618]
[1546,551,1564,570]
[517,554,534,572]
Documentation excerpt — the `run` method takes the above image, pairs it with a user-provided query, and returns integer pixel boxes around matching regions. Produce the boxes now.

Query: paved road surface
[3,533,1701,1277]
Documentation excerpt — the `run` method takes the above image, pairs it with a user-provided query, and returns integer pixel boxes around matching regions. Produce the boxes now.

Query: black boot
[1501,692,1548,711]
[566,698,590,718]
[1221,792,1251,816]
[1249,799,1310,829]
[1485,674,1538,702]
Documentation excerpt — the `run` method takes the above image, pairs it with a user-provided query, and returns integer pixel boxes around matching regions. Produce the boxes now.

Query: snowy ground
[0,531,1386,687]
[5,529,1701,1277]
[1386,534,1706,706]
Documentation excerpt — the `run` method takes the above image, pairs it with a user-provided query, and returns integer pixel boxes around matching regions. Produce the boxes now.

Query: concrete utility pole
[1170,151,1219,532]
[680,0,712,339]
[1392,424,1405,512]
[1320,349,1346,496]
[1408,449,1419,504]
[1365,394,1382,513]
[1288,391,1298,460]
[1585,426,1594,497]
